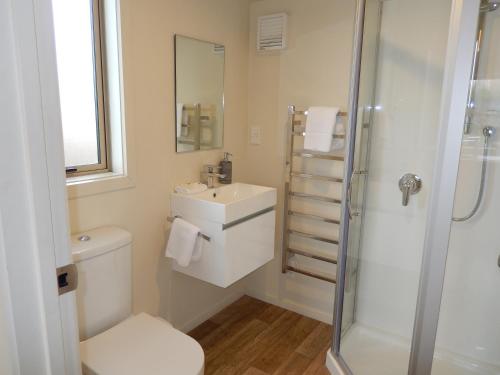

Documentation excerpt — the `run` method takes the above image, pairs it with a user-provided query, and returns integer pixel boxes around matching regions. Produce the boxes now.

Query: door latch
[56,264,78,295]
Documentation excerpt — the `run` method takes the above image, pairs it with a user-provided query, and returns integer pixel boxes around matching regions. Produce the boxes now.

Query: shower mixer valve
[399,173,422,206]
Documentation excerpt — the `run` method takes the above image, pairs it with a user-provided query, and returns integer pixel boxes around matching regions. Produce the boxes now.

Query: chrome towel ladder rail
[281,105,347,284]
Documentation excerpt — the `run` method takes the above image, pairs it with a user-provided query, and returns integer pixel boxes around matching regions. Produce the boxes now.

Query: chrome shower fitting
[480,1,499,12]
[483,126,495,137]
[464,1,499,134]
[453,126,495,222]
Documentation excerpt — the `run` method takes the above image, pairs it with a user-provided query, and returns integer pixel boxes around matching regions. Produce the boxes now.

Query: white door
[1,0,81,373]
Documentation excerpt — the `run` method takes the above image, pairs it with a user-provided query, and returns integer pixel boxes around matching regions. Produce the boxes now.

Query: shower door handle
[347,170,367,219]
[399,173,422,206]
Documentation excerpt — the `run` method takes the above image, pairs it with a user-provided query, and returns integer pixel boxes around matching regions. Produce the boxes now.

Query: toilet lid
[80,313,204,375]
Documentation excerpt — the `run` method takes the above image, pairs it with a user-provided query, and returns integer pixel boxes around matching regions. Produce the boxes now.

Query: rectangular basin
[169,183,277,287]
[171,182,277,224]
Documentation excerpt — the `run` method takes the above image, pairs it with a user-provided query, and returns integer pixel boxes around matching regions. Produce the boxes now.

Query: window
[52,0,108,176]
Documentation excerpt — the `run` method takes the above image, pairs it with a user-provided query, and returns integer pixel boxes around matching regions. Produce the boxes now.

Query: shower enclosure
[330,0,500,374]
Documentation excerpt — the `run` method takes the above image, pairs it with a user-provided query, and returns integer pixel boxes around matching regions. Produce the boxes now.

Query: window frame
[64,0,110,177]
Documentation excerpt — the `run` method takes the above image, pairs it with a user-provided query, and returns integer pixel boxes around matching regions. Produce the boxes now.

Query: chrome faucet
[201,165,225,189]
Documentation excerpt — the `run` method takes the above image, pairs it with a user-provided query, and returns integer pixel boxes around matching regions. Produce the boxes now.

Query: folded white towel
[165,218,203,267]
[174,182,208,194]
[304,106,340,152]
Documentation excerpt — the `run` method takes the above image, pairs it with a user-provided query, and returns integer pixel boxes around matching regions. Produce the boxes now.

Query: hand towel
[174,182,208,194]
[165,218,203,267]
[304,106,339,152]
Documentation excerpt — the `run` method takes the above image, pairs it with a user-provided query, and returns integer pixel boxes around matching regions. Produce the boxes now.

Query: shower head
[480,0,499,12]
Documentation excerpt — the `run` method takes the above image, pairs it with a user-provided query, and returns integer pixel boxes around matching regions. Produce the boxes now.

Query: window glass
[52,0,100,168]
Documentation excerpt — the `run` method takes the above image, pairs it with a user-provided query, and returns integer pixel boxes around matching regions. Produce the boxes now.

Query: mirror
[175,35,225,152]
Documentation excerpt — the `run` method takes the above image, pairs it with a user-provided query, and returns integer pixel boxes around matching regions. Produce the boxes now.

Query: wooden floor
[188,296,332,375]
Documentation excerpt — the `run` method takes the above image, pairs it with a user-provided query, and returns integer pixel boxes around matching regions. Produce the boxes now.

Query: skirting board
[326,350,343,374]
[245,289,333,324]
[175,290,245,333]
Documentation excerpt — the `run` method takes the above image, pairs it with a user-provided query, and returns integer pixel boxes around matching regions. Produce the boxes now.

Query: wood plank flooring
[188,296,332,375]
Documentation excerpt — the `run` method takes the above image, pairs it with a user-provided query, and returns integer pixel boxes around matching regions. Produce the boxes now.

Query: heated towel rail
[281,105,347,284]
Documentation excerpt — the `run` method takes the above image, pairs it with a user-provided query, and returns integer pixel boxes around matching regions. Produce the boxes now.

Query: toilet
[71,226,204,375]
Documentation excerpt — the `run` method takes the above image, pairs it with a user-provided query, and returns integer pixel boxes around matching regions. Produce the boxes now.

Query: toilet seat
[80,313,204,375]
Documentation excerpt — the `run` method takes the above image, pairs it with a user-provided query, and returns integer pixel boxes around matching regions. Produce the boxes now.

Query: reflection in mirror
[175,35,225,152]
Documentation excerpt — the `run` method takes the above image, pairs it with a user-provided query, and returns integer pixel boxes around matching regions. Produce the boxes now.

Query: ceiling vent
[257,13,288,52]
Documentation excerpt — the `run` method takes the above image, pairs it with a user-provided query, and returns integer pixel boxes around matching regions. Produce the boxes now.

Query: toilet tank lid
[72,226,132,262]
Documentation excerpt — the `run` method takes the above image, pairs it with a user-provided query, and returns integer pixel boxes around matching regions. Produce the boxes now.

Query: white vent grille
[257,13,288,51]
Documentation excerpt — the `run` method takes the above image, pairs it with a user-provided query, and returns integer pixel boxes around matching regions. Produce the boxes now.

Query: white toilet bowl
[80,313,204,375]
[72,227,204,375]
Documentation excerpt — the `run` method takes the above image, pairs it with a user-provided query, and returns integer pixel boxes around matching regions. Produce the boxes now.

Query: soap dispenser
[218,152,232,184]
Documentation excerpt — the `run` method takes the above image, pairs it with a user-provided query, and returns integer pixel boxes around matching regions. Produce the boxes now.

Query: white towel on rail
[165,218,203,267]
[174,182,208,194]
[304,106,339,152]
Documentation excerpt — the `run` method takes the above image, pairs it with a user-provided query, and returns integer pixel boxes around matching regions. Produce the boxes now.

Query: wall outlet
[250,126,262,145]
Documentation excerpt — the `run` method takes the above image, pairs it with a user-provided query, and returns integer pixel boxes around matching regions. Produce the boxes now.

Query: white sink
[169,182,277,288]
[171,182,277,224]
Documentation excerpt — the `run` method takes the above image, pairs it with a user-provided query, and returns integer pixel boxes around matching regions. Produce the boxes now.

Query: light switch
[250,126,262,145]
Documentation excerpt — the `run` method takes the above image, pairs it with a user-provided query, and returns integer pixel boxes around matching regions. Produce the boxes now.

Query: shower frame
[328,0,481,374]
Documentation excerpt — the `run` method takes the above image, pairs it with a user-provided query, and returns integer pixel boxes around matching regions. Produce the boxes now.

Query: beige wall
[69,0,357,329]
[68,0,250,331]
[241,0,355,322]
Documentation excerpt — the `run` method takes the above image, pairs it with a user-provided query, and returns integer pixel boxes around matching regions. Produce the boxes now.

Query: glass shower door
[333,0,456,373]
[338,0,380,336]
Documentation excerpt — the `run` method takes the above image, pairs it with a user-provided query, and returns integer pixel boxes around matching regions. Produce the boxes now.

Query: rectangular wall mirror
[175,35,225,152]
